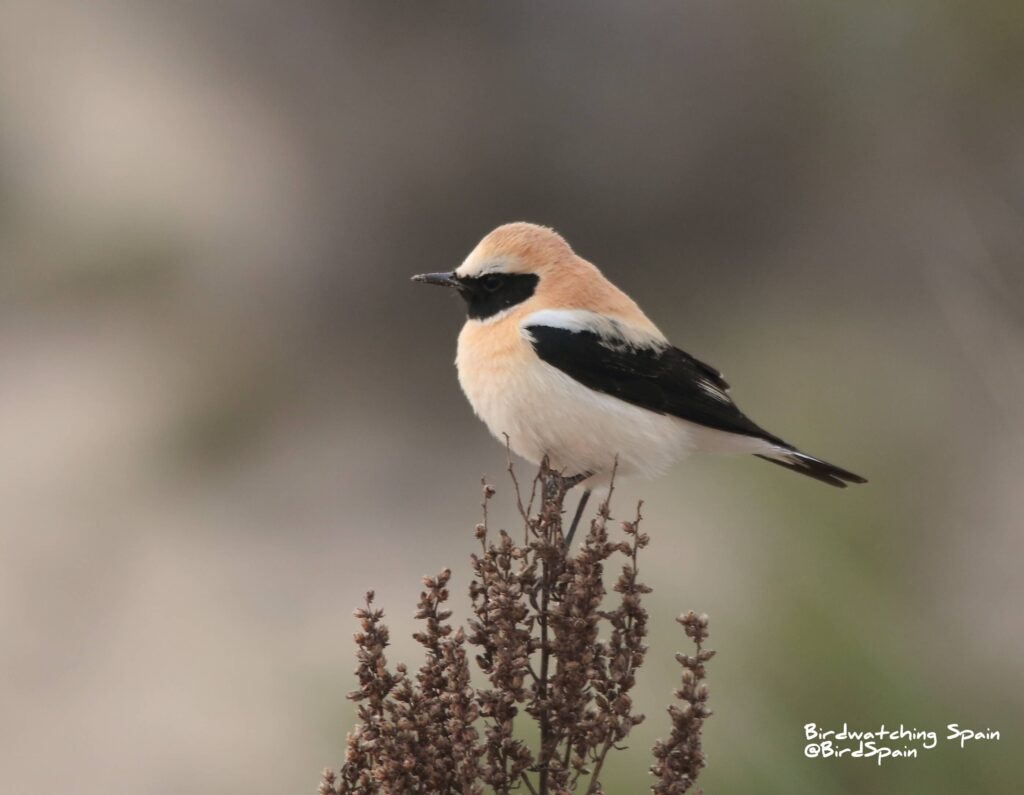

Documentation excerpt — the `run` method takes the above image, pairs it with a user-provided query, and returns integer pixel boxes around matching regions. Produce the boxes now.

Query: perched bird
[414,223,865,536]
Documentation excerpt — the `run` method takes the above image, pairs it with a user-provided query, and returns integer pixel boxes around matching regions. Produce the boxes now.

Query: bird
[413,222,865,540]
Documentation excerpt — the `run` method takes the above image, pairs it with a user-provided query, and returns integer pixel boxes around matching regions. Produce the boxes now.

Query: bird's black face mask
[412,271,539,320]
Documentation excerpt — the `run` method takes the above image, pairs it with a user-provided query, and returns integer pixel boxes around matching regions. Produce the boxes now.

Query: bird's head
[412,222,584,321]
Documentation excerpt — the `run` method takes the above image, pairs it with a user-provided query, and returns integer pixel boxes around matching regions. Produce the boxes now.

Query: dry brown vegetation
[321,460,713,794]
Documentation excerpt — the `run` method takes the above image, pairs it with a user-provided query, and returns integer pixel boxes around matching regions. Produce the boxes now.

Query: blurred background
[1,1,1022,792]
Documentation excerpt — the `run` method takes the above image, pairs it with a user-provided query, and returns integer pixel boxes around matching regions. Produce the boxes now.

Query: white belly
[456,328,694,484]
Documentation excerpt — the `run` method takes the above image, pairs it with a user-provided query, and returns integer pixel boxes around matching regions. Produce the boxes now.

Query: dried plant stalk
[650,612,714,794]
[321,461,714,795]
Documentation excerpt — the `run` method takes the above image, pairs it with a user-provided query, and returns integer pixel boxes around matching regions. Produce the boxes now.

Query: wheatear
[414,223,865,533]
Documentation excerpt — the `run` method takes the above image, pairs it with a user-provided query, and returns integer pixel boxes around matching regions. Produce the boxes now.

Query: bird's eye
[481,275,502,292]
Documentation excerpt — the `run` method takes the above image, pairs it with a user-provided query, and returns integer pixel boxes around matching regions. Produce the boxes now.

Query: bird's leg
[555,470,592,547]
[564,489,592,547]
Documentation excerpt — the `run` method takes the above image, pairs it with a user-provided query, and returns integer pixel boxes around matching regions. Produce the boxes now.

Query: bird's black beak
[411,271,461,289]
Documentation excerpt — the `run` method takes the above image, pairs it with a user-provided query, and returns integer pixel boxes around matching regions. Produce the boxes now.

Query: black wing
[526,324,785,444]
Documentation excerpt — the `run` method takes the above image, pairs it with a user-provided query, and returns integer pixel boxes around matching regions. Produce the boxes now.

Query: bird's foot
[540,468,592,503]
[561,471,591,490]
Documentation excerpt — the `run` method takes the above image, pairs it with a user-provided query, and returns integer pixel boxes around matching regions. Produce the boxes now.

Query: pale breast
[456,318,533,443]
[455,316,693,480]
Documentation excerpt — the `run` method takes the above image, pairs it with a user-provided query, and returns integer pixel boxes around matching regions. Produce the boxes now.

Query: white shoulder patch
[521,309,665,350]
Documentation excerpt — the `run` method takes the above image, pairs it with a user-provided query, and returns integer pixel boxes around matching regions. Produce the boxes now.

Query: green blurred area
[1,2,1021,793]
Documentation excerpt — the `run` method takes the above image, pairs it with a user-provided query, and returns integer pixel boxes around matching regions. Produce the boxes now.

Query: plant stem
[538,533,552,795]
[520,772,539,795]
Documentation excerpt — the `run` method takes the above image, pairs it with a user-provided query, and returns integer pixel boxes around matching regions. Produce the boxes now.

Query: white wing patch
[521,308,665,350]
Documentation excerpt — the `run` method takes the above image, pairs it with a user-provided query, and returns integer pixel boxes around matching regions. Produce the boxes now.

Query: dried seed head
[328,462,709,795]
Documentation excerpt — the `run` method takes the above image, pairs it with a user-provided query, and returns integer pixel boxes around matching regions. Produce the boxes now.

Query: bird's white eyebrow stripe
[455,256,513,278]
[520,309,665,349]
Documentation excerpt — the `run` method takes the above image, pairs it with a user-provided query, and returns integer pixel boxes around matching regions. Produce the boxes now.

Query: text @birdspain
[803,723,1000,764]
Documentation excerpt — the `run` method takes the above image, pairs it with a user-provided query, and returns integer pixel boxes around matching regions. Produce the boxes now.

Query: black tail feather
[755,450,867,488]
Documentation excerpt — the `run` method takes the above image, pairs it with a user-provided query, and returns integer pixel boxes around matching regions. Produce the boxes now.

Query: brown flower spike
[321,461,714,794]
